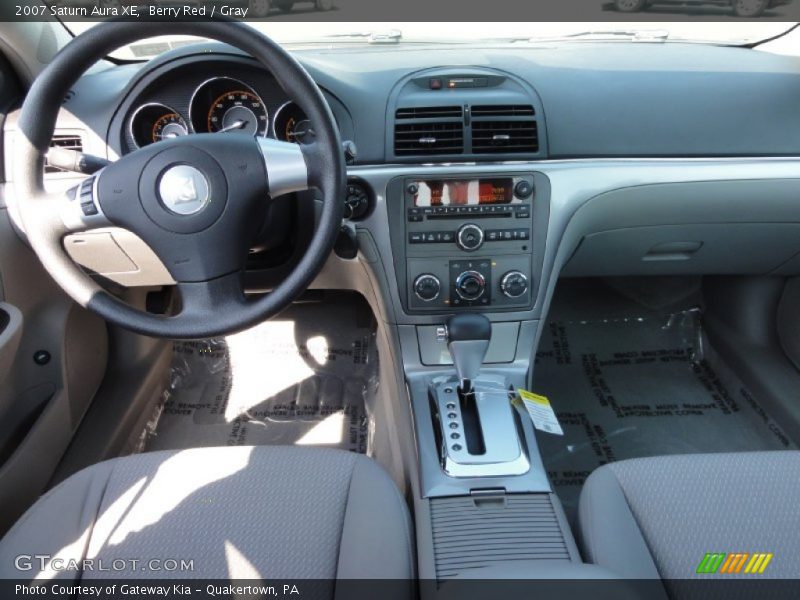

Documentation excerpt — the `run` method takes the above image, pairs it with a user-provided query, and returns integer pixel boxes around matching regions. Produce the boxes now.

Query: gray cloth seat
[578,451,800,588]
[0,446,414,583]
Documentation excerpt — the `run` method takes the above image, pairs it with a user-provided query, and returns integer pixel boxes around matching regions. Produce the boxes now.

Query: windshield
[65,22,798,60]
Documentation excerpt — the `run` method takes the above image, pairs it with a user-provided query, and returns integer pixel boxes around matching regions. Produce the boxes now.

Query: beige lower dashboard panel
[65,228,175,287]
[0,302,23,385]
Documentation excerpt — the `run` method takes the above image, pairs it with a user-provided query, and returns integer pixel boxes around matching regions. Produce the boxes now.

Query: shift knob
[446,314,491,393]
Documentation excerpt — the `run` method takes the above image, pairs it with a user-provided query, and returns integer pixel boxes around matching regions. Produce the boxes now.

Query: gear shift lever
[445,314,491,394]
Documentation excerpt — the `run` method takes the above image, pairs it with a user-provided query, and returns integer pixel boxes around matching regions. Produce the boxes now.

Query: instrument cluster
[129,76,312,149]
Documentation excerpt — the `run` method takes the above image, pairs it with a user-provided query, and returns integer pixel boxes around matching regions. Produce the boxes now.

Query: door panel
[0,50,109,534]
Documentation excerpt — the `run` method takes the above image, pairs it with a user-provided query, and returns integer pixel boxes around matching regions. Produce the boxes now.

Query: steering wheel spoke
[257,137,313,198]
[177,273,248,321]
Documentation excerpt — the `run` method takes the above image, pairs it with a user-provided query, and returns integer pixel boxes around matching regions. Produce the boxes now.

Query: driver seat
[0,446,414,581]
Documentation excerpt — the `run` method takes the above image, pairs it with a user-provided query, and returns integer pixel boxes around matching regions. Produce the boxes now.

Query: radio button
[456,224,484,251]
[515,205,531,218]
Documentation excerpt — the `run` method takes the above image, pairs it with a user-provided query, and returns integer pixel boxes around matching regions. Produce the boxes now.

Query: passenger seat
[577,452,800,586]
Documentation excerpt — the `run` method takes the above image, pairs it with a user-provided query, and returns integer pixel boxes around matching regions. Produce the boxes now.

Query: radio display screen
[411,178,522,207]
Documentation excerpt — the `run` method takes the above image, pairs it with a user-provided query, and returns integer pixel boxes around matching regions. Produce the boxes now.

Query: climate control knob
[413,274,441,302]
[455,271,487,301]
[456,224,484,252]
[500,271,529,299]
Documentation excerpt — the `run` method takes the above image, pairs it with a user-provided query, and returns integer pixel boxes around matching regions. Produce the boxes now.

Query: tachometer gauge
[130,103,187,149]
[152,112,188,143]
[190,77,268,138]
[272,101,315,143]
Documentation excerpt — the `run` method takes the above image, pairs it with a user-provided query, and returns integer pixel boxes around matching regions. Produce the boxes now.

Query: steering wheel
[12,22,345,339]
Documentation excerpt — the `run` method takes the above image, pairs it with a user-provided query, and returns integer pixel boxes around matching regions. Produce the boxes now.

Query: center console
[403,313,581,586]
[374,167,577,585]
[387,172,550,315]
[430,314,530,478]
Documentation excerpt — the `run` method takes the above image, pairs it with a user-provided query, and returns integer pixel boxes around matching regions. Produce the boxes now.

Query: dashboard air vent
[395,122,464,156]
[472,121,538,153]
[471,104,538,154]
[46,134,83,174]
[471,104,535,117]
[396,106,463,119]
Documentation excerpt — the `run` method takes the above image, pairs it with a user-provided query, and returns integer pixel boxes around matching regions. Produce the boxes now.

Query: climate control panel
[407,256,533,311]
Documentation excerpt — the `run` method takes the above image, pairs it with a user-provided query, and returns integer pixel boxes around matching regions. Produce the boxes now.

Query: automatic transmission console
[431,315,529,477]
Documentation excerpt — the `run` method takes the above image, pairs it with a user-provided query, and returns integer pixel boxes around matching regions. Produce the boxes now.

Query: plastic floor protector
[144,300,376,454]
[532,308,796,521]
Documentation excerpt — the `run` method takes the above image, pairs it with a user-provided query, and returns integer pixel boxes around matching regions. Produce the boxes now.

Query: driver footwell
[533,279,797,523]
[142,294,375,454]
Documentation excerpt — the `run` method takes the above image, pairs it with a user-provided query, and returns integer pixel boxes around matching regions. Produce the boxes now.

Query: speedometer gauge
[208,90,268,136]
[190,77,268,138]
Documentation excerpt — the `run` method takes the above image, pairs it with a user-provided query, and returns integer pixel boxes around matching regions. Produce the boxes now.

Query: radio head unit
[409,177,531,207]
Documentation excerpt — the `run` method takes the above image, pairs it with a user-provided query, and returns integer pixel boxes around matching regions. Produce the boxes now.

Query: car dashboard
[5,39,800,331]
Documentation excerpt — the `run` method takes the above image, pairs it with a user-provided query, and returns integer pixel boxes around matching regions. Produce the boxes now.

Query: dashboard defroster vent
[46,134,84,174]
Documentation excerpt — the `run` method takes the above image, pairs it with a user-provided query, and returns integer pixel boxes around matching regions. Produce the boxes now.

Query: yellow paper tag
[516,389,563,435]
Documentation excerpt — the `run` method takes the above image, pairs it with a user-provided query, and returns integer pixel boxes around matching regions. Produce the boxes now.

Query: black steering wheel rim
[13,21,345,339]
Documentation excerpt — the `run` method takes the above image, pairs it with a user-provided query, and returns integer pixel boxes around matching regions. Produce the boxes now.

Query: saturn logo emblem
[158,165,210,215]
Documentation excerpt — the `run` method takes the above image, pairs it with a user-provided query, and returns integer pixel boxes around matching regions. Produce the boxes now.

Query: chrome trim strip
[256,137,309,198]
[433,376,530,478]
[348,155,800,172]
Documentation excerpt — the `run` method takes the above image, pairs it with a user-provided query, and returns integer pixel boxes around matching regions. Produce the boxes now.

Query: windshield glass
[65,22,798,60]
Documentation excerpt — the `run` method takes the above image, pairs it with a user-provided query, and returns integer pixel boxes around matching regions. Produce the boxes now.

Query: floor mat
[533,307,796,522]
[145,299,377,454]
